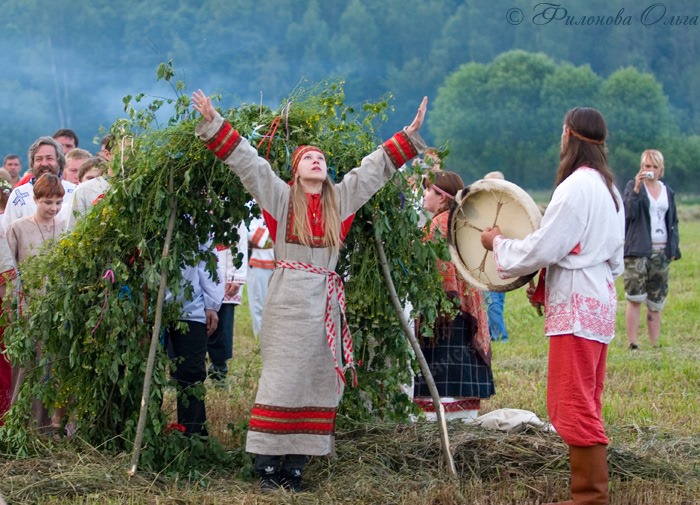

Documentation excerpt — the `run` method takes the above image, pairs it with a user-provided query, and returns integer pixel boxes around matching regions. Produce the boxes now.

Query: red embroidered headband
[291,145,325,175]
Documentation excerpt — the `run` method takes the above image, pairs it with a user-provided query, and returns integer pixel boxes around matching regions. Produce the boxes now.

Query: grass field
[1,217,698,504]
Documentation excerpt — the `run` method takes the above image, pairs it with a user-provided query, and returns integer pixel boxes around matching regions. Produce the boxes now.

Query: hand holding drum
[448,178,541,292]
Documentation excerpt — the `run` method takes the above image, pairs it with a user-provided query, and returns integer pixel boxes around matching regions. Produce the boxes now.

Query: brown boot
[569,444,608,504]
[543,444,608,504]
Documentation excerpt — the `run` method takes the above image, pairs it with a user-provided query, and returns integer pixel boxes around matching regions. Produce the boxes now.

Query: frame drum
[448,178,542,292]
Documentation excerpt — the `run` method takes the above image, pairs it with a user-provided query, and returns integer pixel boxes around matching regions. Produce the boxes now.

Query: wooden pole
[128,170,178,477]
[372,225,457,475]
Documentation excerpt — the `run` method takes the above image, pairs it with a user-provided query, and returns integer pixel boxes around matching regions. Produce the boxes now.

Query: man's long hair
[556,107,619,211]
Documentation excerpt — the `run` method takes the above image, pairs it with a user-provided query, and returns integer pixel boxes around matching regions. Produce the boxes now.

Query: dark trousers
[206,304,235,375]
[167,320,208,435]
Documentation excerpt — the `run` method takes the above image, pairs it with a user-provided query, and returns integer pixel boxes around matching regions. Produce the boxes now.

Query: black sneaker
[629,343,639,350]
[259,466,282,493]
[207,366,227,383]
[281,468,303,492]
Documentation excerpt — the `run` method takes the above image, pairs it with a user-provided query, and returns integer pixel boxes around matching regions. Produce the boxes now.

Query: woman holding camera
[623,149,681,350]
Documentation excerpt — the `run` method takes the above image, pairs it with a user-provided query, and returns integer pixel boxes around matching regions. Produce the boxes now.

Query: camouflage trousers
[623,252,670,311]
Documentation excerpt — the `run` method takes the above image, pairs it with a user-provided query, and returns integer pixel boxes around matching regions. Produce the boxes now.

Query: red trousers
[547,334,609,447]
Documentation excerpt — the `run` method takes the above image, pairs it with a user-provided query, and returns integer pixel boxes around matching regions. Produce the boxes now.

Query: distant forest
[2,0,699,190]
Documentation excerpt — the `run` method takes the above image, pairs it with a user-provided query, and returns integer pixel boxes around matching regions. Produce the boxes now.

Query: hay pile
[0,422,698,504]
[313,422,699,503]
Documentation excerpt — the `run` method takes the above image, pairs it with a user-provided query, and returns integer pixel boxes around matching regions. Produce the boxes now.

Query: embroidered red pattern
[414,397,480,412]
[285,197,326,247]
[251,227,268,247]
[283,197,355,247]
[545,281,617,338]
[249,258,276,269]
[249,404,337,435]
[381,131,418,168]
[204,121,242,160]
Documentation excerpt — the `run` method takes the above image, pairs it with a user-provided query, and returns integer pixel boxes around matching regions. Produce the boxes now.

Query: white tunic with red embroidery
[196,112,425,456]
[492,167,625,344]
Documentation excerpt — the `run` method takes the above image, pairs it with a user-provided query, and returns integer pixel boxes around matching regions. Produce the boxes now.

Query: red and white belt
[276,260,357,387]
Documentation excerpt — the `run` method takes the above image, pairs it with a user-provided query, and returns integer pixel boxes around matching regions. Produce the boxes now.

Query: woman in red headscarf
[193,90,427,493]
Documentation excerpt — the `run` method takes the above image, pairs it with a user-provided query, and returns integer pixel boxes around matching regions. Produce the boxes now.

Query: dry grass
[0,423,697,504]
[0,217,699,504]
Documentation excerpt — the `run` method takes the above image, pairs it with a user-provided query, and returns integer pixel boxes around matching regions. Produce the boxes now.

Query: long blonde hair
[290,177,341,250]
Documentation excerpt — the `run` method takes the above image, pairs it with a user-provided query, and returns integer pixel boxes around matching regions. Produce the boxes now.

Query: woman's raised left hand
[406,96,428,135]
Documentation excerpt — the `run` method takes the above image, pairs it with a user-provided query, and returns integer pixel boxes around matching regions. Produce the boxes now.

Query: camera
[643,171,654,179]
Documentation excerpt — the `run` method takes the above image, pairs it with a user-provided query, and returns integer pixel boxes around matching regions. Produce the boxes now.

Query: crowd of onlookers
[0,129,274,440]
[1,130,113,228]
[0,130,114,434]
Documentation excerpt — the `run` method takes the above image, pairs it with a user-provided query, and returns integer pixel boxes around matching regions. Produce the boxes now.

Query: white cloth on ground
[474,408,556,433]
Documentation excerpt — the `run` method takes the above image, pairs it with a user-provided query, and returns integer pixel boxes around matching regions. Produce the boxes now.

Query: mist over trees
[1,0,699,190]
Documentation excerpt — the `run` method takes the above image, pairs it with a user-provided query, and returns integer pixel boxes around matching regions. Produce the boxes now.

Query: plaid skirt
[414,314,495,399]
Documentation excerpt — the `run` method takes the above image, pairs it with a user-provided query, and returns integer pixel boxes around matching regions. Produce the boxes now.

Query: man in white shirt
[166,247,224,435]
[3,137,75,231]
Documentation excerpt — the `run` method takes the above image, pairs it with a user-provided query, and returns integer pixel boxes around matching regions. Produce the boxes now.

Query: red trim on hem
[251,406,336,420]
[249,404,337,434]
[249,419,334,432]
[414,397,481,412]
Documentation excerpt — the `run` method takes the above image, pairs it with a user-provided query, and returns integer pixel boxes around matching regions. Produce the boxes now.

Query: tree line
[431,50,700,191]
[1,0,699,190]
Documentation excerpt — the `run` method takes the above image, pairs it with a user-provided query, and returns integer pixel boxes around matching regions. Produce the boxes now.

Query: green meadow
[1,215,698,505]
